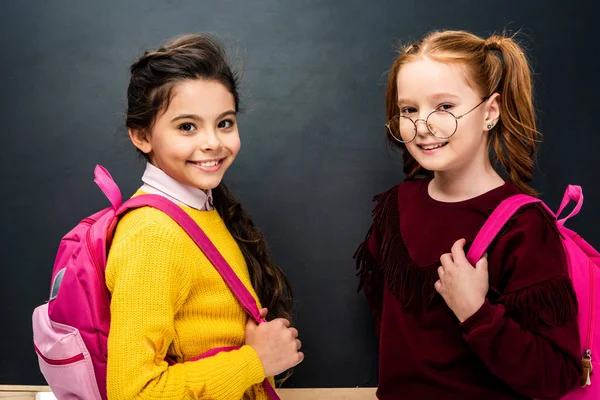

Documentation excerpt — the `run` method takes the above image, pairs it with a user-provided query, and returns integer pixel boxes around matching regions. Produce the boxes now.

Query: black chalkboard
[1,0,597,388]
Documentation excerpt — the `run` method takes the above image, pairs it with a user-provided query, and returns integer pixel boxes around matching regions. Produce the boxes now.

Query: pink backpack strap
[466,194,555,265]
[94,165,122,210]
[116,194,265,324]
[555,185,584,226]
[116,194,279,398]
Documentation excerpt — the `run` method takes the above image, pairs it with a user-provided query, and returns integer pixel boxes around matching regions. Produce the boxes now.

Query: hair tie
[485,41,505,69]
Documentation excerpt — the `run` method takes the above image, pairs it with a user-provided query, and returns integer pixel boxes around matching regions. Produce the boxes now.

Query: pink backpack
[32,165,279,400]
[467,185,599,399]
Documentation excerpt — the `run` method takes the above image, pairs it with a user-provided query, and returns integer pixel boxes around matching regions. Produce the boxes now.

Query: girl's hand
[245,308,304,377]
[435,239,489,323]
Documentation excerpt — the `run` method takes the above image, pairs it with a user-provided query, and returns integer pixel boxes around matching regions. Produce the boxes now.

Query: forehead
[396,57,475,100]
[165,79,235,116]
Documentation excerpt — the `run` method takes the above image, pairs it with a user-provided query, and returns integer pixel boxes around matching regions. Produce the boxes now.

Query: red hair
[386,30,540,196]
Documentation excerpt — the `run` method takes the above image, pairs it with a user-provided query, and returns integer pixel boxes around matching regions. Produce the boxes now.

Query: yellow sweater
[105,191,271,399]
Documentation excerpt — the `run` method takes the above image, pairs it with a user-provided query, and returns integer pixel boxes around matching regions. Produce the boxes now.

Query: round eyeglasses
[385,97,490,143]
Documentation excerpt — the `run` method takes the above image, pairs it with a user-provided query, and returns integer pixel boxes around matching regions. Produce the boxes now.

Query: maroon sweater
[355,179,582,400]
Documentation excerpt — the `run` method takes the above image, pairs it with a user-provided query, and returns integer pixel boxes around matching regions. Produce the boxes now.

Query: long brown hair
[386,30,540,196]
[125,33,293,323]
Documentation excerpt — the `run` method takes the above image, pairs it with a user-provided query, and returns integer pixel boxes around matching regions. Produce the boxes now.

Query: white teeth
[199,160,218,167]
[422,143,445,150]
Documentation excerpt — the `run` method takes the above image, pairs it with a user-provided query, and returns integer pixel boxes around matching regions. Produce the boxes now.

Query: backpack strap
[94,165,122,210]
[116,194,265,324]
[468,185,584,265]
[116,194,279,399]
[555,185,584,226]
[466,194,555,265]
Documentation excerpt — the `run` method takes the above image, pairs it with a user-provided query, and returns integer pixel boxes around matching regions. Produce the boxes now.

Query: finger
[296,339,302,350]
[259,308,268,319]
[285,351,304,369]
[434,279,443,294]
[475,254,489,274]
[451,238,468,264]
[289,327,299,339]
[245,317,258,331]
[295,351,305,365]
[440,253,453,267]
[437,266,445,279]
[276,318,291,328]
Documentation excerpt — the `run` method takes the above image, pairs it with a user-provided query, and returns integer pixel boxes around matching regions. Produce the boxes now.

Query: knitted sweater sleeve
[105,218,265,400]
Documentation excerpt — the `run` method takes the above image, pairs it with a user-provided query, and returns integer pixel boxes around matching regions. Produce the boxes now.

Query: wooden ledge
[0,385,377,399]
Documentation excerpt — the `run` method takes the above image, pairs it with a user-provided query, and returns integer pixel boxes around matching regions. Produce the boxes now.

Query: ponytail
[385,30,540,194]
[485,35,540,196]
[212,183,294,323]
[126,33,294,323]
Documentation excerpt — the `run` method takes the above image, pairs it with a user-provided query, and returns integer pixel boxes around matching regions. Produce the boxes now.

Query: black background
[1,0,597,387]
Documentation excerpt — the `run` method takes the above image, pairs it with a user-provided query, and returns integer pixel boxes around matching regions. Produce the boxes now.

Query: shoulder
[364,180,428,244]
[491,202,568,292]
[109,206,197,276]
[363,179,428,232]
[485,200,578,327]
[113,189,190,236]
[368,183,399,228]
[369,179,427,214]
[113,206,184,243]
[502,202,559,242]
[397,178,427,202]
[107,207,194,290]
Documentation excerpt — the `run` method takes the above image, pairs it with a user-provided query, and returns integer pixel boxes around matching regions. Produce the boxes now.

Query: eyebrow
[171,110,236,123]
[397,92,461,105]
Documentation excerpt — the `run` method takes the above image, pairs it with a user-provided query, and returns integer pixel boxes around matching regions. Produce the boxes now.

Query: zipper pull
[581,349,593,388]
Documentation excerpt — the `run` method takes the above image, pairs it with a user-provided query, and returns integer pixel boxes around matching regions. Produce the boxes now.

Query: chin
[185,176,221,191]
[199,181,222,191]
[413,159,449,173]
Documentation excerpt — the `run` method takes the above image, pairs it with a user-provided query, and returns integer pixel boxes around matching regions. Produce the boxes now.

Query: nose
[199,128,221,152]
[414,117,432,137]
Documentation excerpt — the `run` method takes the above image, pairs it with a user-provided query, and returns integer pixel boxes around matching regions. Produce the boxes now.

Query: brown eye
[437,104,454,112]
[179,123,196,132]
[218,119,235,129]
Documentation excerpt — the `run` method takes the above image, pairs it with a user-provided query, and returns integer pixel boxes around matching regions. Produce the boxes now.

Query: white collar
[139,162,213,211]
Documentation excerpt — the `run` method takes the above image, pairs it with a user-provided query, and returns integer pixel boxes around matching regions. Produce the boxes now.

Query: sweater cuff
[459,299,499,333]
[182,345,266,396]
[239,345,267,384]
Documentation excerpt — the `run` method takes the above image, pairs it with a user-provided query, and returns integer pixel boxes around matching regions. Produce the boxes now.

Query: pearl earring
[487,124,493,130]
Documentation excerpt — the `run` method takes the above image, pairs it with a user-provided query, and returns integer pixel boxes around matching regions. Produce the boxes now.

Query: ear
[128,128,152,154]
[484,93,501,131]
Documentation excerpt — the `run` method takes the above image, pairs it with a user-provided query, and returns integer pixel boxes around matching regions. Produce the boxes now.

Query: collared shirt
[139,162,213,211]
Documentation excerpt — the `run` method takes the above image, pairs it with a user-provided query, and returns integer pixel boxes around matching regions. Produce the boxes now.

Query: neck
[429,155,504,202]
